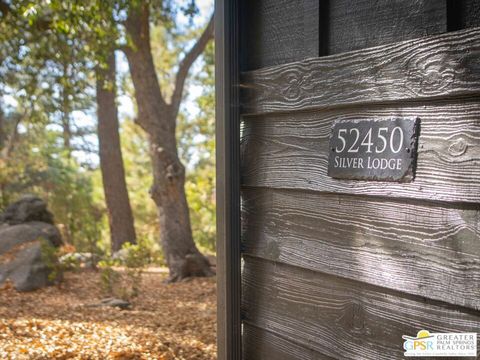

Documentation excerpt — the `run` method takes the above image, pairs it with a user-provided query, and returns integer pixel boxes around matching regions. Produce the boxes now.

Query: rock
[0,221,63,291]
[112,248,129,262]
[206,254,216,268]
[0,196,54,225]
[59,252,99,269]
[86,297,131,310]
[100,297,131,309]
[0,221,62,254]
[0,196,63,291]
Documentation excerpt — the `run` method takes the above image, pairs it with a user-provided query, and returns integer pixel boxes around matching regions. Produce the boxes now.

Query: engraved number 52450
[335,126,404,154]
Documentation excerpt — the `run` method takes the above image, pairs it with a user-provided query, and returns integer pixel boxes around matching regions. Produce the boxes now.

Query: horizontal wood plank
[242,257,480,360]
[241,100,480,203]
[243,323,334,360]
[241,28,480,115]
[327,0,446,55]
[242,188,480,309]
[241,0,319,70]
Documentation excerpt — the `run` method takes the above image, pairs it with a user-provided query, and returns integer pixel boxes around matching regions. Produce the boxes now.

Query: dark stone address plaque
[328,118,420,182]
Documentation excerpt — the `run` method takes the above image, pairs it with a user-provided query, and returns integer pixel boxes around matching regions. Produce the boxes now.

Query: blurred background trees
[0,0,216,272]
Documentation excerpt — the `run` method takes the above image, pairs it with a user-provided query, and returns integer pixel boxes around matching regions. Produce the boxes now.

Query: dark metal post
[215,0,242,358]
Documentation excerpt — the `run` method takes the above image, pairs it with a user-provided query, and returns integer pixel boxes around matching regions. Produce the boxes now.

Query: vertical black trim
[318,0,330,56]
[447,0,480,31]
[215,0,242,359]
[447,0,462,32]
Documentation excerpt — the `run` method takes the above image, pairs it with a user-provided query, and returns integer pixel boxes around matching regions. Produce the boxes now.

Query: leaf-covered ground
[0,268,216,359]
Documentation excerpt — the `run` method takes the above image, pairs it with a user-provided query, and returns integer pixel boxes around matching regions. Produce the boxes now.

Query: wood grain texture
[241,188,480,310]
[241,28,480,115]
[242,257,480,360]
[243,323,335,360]
[327,0,447,55]
[241,100,480,203]
[461,0,480,28]
[241,0,319,71]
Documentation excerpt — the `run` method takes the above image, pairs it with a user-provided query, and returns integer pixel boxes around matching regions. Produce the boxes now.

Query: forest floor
[0,268,217,360]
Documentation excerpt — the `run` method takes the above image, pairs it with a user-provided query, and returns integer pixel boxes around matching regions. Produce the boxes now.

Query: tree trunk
[0,113,21,160]
[149,131,213,281]
[96,51,137,253]
[61,61,72,156]
[125,3,213,281]
[0,106,5,150]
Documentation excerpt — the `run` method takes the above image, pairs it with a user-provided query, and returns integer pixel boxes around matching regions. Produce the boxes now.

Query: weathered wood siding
[242,0,319,70]
[241,29,480,115]
[325,0,447,54]
[243,258,480,360]
[239,1,480,358]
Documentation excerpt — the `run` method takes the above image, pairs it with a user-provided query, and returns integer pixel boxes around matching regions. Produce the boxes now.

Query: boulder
[0,197,63,291]
[0,222,63,291]
[0,195,54,225]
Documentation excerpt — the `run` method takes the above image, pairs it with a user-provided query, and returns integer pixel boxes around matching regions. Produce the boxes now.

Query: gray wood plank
[242,188,480,310]
[241,28,480,115]
[462,0,480,28]
[242,257,480,360]
[241,100,480,203]
[327,0,447,54]
[243,323,335,360]
[242,0,319,70]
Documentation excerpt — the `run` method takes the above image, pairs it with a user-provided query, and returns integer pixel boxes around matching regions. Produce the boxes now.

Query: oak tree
[124,1,214,281]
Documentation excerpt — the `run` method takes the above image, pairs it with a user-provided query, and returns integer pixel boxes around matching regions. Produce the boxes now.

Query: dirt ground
[0,268,217,359]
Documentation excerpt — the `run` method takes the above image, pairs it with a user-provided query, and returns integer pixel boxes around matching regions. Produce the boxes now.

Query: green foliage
[120,240,155,268]
[0,0,216,260]
[39,239,62,283]
[98,240,155,300]
[98,259,121,297]
[0,0,105,254]
[127,10,216,253]
[0,122,102,253]
[186,162,215,252]
[119,119,159,250]
[57,252,83,272]
[0,1,96,129]
[181,40,216,253]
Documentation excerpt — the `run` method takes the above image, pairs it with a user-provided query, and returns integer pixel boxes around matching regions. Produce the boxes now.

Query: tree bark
[0,106,5,150]
[60,61,73,156]
[124,3,213,281]
[96,51,137,253]
[0,113,21,160]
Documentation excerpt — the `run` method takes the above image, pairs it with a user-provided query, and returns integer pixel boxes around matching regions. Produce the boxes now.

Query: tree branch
[123,2,169,133]
[170,14,214,117]
[0,0,10,17]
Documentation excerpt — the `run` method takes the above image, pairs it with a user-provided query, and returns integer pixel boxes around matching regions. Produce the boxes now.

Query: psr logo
[403,330,477,357]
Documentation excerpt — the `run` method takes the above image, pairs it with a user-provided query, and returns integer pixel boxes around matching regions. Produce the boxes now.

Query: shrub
[39,239,63,284]
[98,240,153,300]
